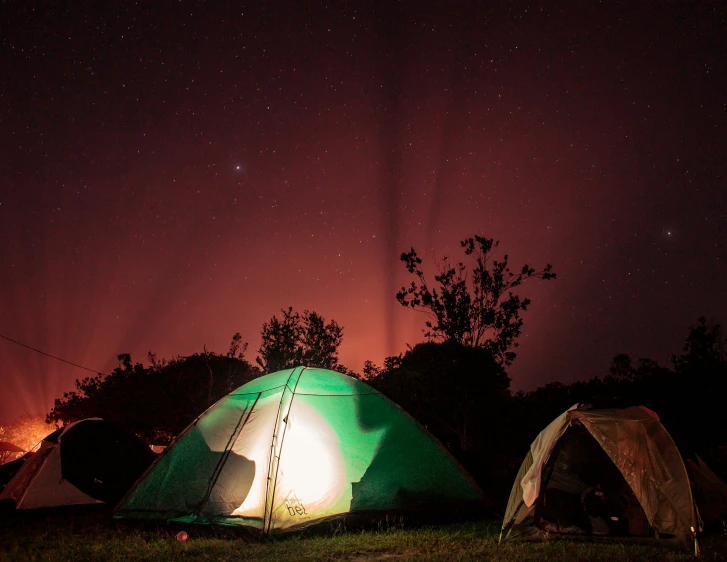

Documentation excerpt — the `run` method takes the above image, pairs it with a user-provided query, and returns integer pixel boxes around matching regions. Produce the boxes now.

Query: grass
[0,507,725,561]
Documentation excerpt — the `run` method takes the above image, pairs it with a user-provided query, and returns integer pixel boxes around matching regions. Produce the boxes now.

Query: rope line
[0,332,104,375]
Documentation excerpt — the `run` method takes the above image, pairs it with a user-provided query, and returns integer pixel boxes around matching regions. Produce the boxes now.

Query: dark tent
[0,419,155,509]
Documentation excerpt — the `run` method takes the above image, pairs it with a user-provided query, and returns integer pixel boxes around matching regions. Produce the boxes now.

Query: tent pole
[691,527,700,558]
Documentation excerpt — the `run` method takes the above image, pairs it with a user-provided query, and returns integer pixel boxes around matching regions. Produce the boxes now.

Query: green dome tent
[500,404,727,551]
[114,367,483,533]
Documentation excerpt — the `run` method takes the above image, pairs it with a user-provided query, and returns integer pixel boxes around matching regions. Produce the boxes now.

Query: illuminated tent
[114,366,483,533]
[0,419,155,509]
[500,404,727,549]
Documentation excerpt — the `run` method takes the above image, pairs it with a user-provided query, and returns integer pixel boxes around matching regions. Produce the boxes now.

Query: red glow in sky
[1,4,725,423]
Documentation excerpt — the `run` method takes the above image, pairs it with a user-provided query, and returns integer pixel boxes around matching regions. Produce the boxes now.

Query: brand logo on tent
[285,494,308,518]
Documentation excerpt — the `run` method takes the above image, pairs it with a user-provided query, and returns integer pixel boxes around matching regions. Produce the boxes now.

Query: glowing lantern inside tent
[272,401,346,522]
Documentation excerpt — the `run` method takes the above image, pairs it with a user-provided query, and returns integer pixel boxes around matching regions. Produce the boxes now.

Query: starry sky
[1,2,725,424]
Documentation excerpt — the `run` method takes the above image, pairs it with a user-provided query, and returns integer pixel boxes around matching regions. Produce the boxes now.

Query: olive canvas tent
[114,367,483,533]
[500,404,727,549]
[0,419,155,509]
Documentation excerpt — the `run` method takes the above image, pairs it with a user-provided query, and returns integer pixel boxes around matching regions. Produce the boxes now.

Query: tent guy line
[0,332,108,376]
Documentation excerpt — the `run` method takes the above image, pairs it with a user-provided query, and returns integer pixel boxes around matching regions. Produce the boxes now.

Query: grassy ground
[0,507,725,562]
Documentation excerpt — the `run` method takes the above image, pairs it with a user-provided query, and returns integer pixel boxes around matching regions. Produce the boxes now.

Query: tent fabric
[520,406,575,509]
[686,456,727,527]
[115,366,483,534]
[0,419,155,509]
[0,456,29,493]
[501,404,723,546]
[58,418,156,503]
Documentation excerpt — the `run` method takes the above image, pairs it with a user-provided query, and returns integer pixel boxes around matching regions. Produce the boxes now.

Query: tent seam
[115,392,244,517]
[265,367,306,534]
[580,415,693,533]
[230,384,288,396]
[197,392,261,520]
[288,391,380,397]
[262,366,305,533]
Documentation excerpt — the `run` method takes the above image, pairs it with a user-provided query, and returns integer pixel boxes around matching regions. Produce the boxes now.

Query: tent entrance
[536,423,650,538]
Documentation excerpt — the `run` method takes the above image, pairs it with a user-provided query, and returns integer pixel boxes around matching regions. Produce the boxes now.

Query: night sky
[1,3,725,424]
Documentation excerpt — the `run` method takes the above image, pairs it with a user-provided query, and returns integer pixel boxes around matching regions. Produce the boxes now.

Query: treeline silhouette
[46,235,727,513]
[364,318,727,511]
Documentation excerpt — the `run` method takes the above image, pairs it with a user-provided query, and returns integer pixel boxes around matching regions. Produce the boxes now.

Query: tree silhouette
[672,316,726,374]
[368,341,514,508]
[256,307,344,373]
[608,353,638,382]
[396,235,556,366]
[227,332,247,359]
[512,316,727,481]
[48,334,260,444]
